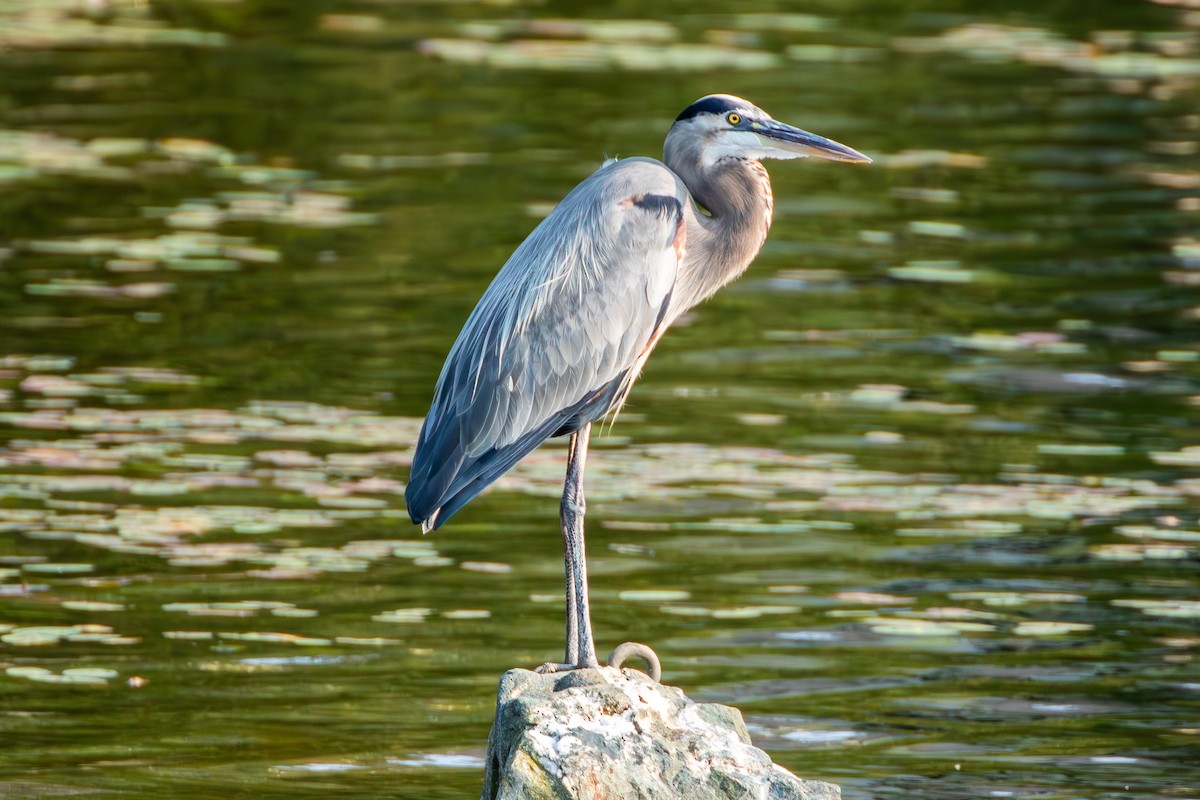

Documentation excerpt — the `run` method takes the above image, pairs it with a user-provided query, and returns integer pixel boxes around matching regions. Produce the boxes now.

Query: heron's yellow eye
[726,112,741,126]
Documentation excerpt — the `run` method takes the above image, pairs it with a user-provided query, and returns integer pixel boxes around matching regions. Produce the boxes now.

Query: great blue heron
[406,94,870,677]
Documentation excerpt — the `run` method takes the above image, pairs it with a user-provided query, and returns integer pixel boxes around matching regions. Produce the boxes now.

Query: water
[1,2,1199,798]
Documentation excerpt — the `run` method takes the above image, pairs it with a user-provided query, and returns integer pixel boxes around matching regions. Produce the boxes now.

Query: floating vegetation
[163,630,214,641]
[0,147,387,476]
[950,332,1081,355]
[737,413,786,427]
[896,24,1089,63]
[618,589,691,602]
[6,665,119,685]
[1112,599,1200,618]
[778,727,868,745]
[1037,444,1124,456]
[1115,525,1200,542]
[890,187,960,204]
[319,14,387,34]
[786,45,882,63]
[272,763,363,773]
[0,131,236,187]
[895,23,1200,79]
[876,150,989,170]
[908,221,971,239]
[863,617,994,636]
[334,636,402,647]
[459,561,512,574]
[1013,621,1093,636]
[729,13,833,33]
[949,592,1086,607]
[660,605,713,617]
[1091,542,1194,561]
[336,152,490,171]
[1,127,376,319]
[908,607,1002,621]
[60,600,125,612]
[712,606,798,620]
[827,383,976,415]
[149,192,378,230]
[22,562,93,574]
[388,753,487,769]
[163,601,308,617]
[14,223,323,275]
[888,262,981,283]
[0,377,433,576]
[0,0,227,50]
[273,607,319,618]
[372,608,433,624]
[443,609,490,620]
[659,604,797,619]
[418,39,781,72]
[412,555,454,568]
[1150,446,1200,467]
[461,18,679,43]
[896,520,1023,537]
[1,368,1192,588]
[835,591,913,606]
[218,631,332,646]
[2,624,136,647]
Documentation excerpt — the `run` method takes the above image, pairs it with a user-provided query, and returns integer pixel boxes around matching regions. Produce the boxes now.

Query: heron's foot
[534,659,601,675]
[534,661,572,675]
[606,641,662,683]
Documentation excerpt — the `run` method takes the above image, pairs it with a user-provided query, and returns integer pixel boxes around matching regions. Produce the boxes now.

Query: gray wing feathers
[408,158,684,524]
[441,159,680,457]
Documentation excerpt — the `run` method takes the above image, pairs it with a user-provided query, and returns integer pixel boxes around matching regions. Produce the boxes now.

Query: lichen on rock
[482,666,840,800]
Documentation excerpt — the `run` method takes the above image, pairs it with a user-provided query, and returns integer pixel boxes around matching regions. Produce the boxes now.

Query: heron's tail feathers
[406,377,626,532]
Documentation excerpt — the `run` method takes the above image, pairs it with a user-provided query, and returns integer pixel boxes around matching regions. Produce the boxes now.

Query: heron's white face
[669,94,870,168]
[692,105,785,166]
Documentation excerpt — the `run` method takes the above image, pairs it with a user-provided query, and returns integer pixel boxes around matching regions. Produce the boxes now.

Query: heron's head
[665,94,870,168]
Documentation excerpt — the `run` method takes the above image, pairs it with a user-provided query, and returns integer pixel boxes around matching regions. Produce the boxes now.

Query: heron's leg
[537,424,663,681]
[561,423,599,668]
[562,484,579,667]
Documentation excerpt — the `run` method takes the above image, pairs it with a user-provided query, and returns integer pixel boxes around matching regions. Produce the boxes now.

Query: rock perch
[482,667,840,800]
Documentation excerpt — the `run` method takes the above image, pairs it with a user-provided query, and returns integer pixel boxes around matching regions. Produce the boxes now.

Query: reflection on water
[2,1,1199,799]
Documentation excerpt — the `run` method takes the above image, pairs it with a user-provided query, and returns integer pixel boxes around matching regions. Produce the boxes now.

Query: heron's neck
[676,157,774,313]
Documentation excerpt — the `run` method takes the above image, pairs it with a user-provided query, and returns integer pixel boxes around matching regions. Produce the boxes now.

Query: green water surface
[1,1,1199,798]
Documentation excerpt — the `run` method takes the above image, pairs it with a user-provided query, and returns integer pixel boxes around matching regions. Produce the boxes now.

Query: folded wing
[405,158,686,530]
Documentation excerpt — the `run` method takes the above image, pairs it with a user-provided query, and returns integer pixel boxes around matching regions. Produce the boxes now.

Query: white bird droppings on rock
[482,666,840,800]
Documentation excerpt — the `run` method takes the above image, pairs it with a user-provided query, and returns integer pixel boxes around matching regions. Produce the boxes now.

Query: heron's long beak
[756,120,871,164]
